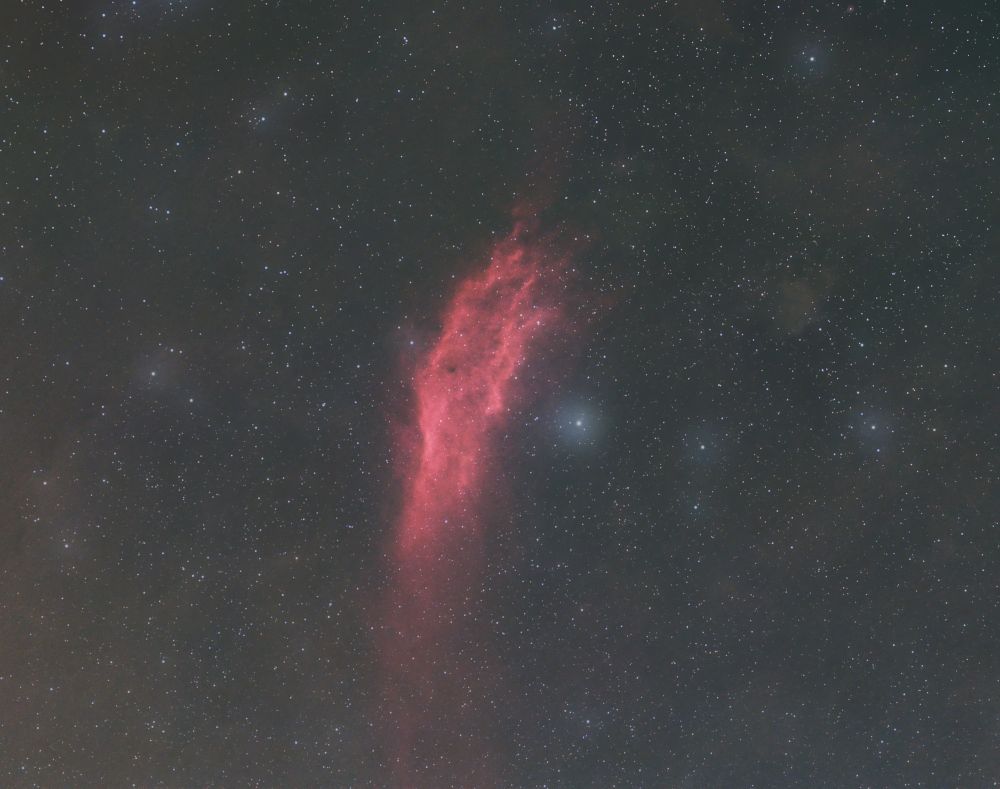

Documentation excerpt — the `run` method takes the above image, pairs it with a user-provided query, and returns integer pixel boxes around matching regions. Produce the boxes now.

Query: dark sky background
[2,1,998,787]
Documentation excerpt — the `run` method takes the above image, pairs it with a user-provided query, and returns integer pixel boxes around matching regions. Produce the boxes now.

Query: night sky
[3,1,998,787]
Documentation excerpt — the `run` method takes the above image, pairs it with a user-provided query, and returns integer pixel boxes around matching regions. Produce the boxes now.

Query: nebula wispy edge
[381,214,574,785]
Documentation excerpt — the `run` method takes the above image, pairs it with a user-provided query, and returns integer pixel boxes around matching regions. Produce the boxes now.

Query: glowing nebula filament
[399,221,568,552]
[381,214,575,785]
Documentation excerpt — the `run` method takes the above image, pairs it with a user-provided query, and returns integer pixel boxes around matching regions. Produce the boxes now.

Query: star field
[1,1,997,786]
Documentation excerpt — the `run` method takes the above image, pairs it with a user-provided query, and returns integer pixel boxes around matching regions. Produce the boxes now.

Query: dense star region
[382,216,575,784]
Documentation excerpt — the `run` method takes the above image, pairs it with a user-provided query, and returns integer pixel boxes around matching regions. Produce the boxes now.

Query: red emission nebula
[380,213,580,785]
